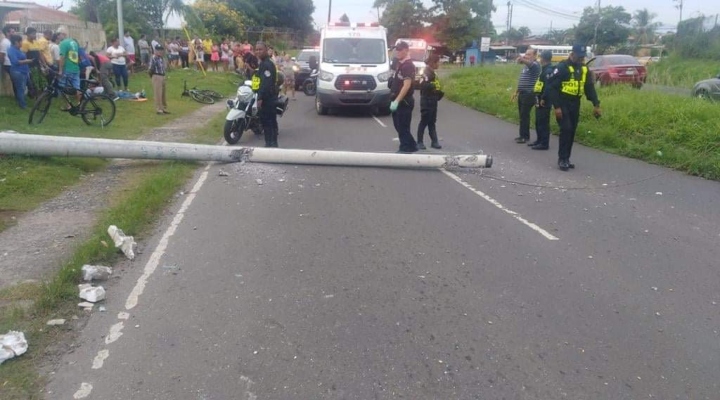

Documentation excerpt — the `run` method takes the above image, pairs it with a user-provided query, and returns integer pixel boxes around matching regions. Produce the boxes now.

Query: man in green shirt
[57,28,81,105]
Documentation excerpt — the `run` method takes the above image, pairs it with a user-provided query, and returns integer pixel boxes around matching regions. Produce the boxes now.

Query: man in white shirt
[123,31,135,70]
[1,25,17,97]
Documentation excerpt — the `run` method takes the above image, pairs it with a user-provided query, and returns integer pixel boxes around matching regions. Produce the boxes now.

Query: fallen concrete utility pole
[0,132,492,169]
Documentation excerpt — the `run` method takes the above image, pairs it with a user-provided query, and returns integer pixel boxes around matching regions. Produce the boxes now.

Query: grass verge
[444,66,720,180]
[646,56,720,88]
[0,160,196,399]
[0,69,236,231]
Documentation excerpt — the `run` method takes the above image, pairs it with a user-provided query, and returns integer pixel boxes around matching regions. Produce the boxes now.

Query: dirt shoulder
[0,102,226,290]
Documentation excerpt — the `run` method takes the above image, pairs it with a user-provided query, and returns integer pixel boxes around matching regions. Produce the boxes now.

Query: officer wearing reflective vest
[546,44,602,171]
[252,42,279,147]
[530,50,554,150]
[416,54,444,150]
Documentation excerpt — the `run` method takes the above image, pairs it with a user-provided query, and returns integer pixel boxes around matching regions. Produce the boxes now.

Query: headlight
[377,70,392,82]
[418,67,425,75]
[292,65,299,72]
[319,70,334,81]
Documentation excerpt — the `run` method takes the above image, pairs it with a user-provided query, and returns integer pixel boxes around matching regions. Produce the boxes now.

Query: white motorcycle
[224,80,290,145]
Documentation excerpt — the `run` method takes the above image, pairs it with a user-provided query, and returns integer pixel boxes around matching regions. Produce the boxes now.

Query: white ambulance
[394,38,429,85]
[316,22,393,115]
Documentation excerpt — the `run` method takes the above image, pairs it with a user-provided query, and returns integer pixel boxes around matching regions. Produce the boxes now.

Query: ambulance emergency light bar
[327,22,380,28]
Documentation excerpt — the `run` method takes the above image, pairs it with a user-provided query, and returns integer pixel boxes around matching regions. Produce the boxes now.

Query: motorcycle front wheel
[224,119,246,144]
[303,80,316,96]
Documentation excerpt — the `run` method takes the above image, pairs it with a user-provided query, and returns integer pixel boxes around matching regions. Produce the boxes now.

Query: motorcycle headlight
[377,70,392,82]
[292,65,299,72]
[319,70,334,82]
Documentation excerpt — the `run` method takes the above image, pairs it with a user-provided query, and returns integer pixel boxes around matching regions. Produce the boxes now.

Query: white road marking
[73,382,93,399]
[372,115,387,128]
[441,170,560,241]
[91,349,109,369]
[105,321,124,345]
[125,163,212,310]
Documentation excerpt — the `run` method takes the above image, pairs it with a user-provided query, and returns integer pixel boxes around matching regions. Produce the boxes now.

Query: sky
[25,0,720,35]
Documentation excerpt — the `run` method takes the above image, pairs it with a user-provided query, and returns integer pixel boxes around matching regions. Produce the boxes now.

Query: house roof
[5,2,82,24]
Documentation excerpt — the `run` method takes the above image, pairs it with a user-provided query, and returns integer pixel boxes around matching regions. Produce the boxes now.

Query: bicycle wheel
[190,91,215,104]
[198,89,224,99]
[80,94,116,127]
[28,91,52,125]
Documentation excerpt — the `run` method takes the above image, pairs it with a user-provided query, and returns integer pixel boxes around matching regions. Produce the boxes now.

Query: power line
[513,0,581,21]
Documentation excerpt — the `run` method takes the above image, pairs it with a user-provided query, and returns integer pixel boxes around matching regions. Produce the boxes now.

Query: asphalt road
[46,92,720,400]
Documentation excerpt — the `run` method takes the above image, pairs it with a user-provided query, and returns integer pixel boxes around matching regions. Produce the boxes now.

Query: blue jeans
[112,64,128,90]
[9,70,28,109]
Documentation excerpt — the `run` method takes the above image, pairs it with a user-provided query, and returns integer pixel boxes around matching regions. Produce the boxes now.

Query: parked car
[439,55,450,64]
[293,48,319,90]
[692,73,720,101]
[495,55,507,63]
[587,55,647,88]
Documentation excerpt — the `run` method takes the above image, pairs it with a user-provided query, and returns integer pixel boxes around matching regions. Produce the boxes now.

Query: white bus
[316,22,393,115]
[531,45,594,62]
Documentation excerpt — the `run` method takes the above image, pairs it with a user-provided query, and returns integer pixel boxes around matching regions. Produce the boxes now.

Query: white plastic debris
[46,319,66,326]
[81,265,113,281]
[0,331,28,364]
[78,284,106,303]
[256,179,263,185]
[107,225,136,260]
[218,170,229,177]
[655,192,663,196]
[78,302,94,310]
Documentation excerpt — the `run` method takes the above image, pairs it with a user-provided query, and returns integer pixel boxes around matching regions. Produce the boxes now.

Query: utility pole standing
[116,0,124,41]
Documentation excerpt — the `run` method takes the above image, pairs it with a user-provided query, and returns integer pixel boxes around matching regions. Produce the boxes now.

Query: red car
[587,55,647,88]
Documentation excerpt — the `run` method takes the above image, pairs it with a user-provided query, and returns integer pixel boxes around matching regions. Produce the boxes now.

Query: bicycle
[28,72,116,127]
[181,80,223,104]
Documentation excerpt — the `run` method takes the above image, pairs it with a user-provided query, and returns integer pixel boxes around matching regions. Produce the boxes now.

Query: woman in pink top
[89,51,116,98]
[210,42,220,72]
[220,38,231,72]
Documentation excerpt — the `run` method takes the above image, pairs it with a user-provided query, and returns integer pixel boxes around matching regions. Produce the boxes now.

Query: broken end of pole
[485,155,493,168]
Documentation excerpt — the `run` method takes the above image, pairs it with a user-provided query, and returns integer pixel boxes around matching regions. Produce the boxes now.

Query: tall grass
[444,66,720,180]
[646,56,720,88]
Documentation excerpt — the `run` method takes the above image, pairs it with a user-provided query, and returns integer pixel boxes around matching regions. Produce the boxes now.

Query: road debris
[107,225,136,260]
[0,331,28,364]
[218,170,229,177]
[256,179,263,185]
[651,287,658,291]
[46,319,66,326]
[81,265,113,281]
[78,284,106,303]
[655,192,663,196]
[78,302,94,310]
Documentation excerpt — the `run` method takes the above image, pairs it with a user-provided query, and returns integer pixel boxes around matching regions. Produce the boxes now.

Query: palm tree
[632,8,661,44]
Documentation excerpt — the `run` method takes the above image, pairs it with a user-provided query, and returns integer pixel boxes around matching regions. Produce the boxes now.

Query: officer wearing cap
[390,41,418,153]
[546,44,602,171]
[252,41,279,147]
[530,50,554,150]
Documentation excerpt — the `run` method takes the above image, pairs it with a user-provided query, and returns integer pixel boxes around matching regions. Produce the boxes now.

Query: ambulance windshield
[322,38,387,64]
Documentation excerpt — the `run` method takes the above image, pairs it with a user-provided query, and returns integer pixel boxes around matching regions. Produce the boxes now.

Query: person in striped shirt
[511,47,540,144]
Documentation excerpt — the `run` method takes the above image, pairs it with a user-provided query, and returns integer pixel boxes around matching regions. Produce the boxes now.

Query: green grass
[0,69,236,230]
[0,160,196,400]
[189,110,227,145]
[444,66,720,180]
[646,56,720,88]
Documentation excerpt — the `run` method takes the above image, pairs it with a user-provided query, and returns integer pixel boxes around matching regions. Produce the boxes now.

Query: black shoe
[531,144,549,150]
[558,159,569,171]
[514,137,528,144]
[397,148,419,154]
[568,162,575,169]
[527,141,538,147]
[431,142,442,149]
[417,142,427,150]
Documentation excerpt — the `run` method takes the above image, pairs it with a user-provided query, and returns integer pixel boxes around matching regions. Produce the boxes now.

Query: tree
[574,5,632,54]
[134,0,195,36]
[373,0,428,44]
[541,29,574,45]
[430,0,477,51]
[192,0,246,39]
[70,0,154,41]
[339,13,350,23]
[632,8,660,44]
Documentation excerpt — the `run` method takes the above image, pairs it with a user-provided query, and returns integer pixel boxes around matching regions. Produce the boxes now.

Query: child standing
[416,54,443,149]
[210,42,220,71]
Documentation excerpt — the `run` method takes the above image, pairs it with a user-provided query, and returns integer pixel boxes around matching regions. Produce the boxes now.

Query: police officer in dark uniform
[530,50,554,150]
[252,42,278,147]
[547,44,602,170]
[416,54,443,150]
[390,41,418,153]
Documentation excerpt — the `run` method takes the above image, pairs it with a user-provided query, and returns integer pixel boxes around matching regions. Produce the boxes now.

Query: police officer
[252,42,278,147]
[530,50,554,150]
[416,54,443,150]
[390,41,418,153]
[546,44,602,170]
